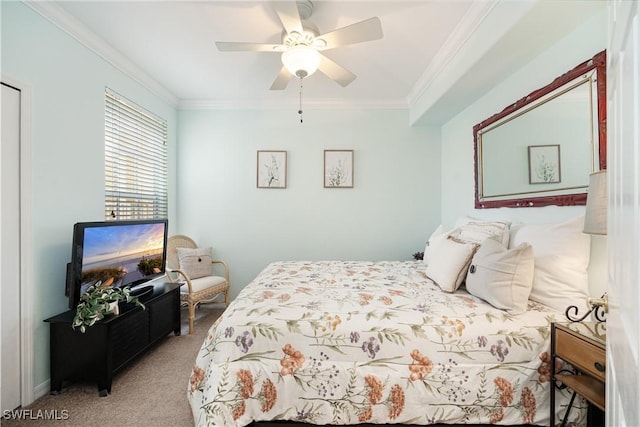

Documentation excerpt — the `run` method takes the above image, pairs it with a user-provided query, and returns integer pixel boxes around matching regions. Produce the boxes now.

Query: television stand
[44,281,181,396]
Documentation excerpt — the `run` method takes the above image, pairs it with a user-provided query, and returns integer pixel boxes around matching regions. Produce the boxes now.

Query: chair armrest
[211,259,230,283]
[166,268,193,293]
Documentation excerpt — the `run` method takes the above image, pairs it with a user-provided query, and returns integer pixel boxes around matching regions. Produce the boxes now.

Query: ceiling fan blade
[318,54,356,87]
[216,42,285,52]
[317,17,383,50]
[270,66,292,90]
[273,1,303,35]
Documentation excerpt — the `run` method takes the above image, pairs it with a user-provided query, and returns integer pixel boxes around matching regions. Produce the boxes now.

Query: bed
[187,216,592,426]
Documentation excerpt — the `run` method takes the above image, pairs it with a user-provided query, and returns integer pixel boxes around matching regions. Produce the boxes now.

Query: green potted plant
[72,281,145,333]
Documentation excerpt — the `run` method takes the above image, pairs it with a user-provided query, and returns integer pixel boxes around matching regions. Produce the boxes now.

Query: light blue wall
[1,2,178,389]
[176,108,441,299]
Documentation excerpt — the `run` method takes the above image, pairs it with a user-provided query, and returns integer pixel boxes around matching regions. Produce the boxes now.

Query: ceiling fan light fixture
[282,45,320,78]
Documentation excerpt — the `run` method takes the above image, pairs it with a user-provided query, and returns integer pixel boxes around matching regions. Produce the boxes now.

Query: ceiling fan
[215,0,384,90]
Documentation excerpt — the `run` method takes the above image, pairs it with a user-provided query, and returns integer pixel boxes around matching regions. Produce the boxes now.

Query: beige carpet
[3,305,224,427]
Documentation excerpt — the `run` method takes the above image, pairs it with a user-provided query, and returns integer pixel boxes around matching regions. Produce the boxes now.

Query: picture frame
[257,150,287,188]
[528,145,561,184]
[324,150,354,188]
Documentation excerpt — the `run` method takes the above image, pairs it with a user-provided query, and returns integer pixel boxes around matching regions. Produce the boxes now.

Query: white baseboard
[32,380,51,402]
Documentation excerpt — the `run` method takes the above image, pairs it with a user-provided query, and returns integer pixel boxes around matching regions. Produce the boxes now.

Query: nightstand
[550,322,606,426]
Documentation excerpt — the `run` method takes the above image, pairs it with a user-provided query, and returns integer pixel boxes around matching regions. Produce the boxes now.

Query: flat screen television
[66,219,169,309]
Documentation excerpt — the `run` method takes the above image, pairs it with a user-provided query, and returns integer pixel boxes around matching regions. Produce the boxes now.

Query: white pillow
[425,235,480,292]
[466,240,535,314]
[176,247,214,280]
[453,216,511,247]
[509,215,590,313]
[423,224,446,265]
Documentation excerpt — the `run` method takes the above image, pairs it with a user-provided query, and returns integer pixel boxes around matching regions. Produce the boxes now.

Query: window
[105,88,168,220]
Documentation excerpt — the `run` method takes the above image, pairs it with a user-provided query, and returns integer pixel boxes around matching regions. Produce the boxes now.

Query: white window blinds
[105,88,168,220]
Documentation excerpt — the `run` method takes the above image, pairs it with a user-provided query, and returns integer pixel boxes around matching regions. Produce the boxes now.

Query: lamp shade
[282,45,321,79]
[583,170,607,235]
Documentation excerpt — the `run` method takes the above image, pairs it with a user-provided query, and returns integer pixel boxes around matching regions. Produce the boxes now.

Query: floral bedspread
[188,261,582,426]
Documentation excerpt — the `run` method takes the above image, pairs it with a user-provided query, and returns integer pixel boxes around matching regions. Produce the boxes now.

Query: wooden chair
[165,235,230,334]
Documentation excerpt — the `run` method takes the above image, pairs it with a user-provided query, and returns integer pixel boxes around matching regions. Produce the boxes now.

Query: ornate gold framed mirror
[473,50,606,209]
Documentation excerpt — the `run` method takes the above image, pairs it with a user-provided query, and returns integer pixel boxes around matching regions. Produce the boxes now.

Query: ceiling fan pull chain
[298,77,304,123]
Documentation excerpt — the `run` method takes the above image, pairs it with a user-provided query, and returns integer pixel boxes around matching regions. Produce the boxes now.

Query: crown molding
[406,0,498,108]
[23,1,180,107]
[178,97,408,111]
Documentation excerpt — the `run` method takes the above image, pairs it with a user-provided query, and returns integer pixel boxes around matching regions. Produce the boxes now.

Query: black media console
[44,281,181,396]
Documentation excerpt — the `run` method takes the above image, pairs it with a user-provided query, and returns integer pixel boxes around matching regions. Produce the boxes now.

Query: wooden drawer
[555,327,606,381]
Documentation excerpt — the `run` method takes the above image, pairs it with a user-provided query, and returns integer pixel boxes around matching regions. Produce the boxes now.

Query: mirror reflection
[480,76,595,200]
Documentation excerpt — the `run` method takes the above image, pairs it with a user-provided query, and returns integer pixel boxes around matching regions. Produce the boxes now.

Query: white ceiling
[31,0,605,123]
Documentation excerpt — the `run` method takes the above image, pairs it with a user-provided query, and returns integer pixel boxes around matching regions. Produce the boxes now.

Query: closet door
[1,82,22,411]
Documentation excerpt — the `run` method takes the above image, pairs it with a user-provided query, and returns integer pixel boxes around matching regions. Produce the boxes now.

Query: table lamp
[566,170,608,322]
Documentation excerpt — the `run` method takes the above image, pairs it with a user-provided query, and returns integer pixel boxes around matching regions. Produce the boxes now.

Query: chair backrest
[166,235,198,270]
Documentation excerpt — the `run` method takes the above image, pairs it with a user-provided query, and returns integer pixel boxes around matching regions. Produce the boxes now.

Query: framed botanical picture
[528,145,561,184]
[324,150,353,188]
[257,150,287,188]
